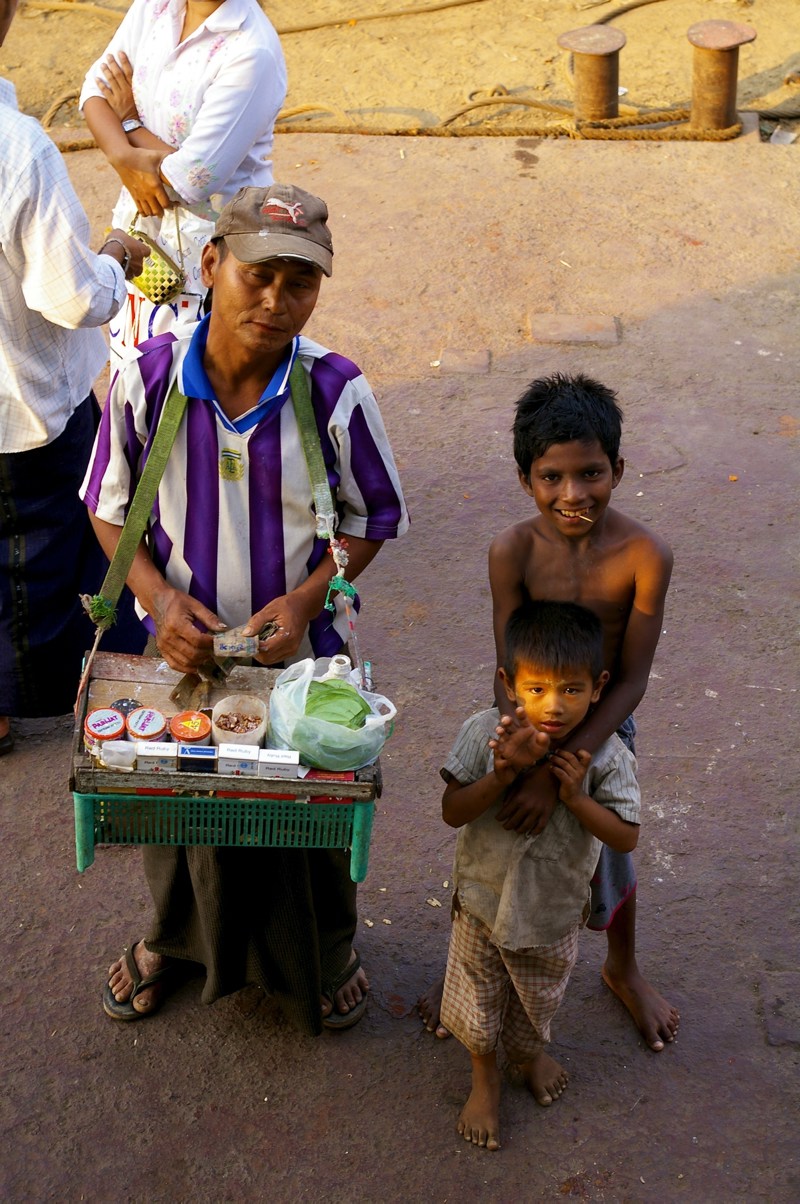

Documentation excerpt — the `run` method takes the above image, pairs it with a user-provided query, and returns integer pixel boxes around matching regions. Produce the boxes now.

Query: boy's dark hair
[504,600,604,682]
[513,372,623,478]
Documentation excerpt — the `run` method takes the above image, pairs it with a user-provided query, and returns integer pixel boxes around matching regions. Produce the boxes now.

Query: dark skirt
[0,395,144,717]
[143,845,358,1036]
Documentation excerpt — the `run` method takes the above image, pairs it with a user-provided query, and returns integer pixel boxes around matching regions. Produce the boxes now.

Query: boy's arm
[560,536,673,757]
[549,748,639,852]
[489,528,561,834]
[442,711,548,829]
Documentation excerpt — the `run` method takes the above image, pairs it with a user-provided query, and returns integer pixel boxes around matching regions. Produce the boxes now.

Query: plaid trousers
[441,904,580,1063]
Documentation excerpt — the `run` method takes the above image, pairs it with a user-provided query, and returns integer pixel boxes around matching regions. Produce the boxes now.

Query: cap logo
[261,198,308,227]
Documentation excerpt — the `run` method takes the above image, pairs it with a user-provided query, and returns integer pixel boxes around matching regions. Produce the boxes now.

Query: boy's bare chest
[523,542,633,648]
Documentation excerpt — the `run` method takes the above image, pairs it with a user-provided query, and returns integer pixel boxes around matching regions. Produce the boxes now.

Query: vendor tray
[71,653,381,882]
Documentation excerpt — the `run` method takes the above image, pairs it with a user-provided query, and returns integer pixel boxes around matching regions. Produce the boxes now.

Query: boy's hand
[490,707,550,774]
[549,748,592,805]
[495,761,558,834]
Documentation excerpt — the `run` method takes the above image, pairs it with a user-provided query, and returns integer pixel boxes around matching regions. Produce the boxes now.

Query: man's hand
[96,52,137,122]
[102,227,149,277]
[549,748,592,805]
[243,592,316,666]
[149,586,223,674]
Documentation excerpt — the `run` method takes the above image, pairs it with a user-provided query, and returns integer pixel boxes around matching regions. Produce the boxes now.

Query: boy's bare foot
[601,963,680,1051]
[417,977,451,1038]
[107,940,169,1015]
[518,1050,569,1106]
[458,1055,501,1151]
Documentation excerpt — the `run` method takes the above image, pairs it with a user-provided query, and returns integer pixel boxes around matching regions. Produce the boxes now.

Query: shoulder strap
[88,377,188,627]
[289,355,337,537]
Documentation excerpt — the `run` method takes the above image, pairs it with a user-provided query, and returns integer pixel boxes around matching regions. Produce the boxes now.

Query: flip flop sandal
[322,950,368,1030]
[0,732,14,757]
[102,941,174,1021]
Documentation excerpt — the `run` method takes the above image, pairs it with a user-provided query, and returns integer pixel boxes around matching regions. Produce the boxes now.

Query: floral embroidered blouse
[79,0,286,218]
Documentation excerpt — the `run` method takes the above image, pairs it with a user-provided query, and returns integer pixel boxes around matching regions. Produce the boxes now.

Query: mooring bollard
[687,19,757,130]
[557,25,627,122]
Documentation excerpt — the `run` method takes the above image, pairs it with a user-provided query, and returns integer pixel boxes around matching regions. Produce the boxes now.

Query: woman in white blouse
[80,0,286,368]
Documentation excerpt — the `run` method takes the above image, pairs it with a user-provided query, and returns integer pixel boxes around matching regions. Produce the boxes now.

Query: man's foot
[417,976,451,1038]
[106,940,170,1017]
[601,963,680,1051]
[321,949,369,1028]
[517,1050,569,1106]
[458,1058,501,1151]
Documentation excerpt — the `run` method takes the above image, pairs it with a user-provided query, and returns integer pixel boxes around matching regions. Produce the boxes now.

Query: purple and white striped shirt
[81,330,409,656]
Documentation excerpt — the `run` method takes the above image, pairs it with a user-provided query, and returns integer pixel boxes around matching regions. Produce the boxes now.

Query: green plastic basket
[73,791,375,882]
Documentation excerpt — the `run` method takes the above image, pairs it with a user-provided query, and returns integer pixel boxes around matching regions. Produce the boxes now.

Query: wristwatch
[122,117,143,133]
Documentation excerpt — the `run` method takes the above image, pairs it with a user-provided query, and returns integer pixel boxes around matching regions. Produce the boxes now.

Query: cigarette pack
[176,744,218,773]
[135,741,178,773]
[217,743,260,776]
[258,748,300,779]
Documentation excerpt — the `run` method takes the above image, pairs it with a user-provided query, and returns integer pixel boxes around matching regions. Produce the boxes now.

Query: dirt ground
[2,2,800,1202]
[3,0,800,139]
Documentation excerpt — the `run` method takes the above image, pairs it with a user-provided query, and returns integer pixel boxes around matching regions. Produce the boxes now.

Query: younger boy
[440,601,640,1151]
[421,373,678,1052]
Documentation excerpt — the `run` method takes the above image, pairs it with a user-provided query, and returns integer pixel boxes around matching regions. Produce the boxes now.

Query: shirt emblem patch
[219,449,244,481]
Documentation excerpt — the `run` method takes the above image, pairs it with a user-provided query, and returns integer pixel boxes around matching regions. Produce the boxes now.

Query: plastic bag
[268,658,396,771]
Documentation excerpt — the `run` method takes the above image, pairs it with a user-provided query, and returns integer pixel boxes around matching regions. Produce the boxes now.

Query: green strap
[289,357,337,532]
[90,378,188,627]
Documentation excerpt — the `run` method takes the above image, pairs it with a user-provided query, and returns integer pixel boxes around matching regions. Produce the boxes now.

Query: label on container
[85,707,126,751]
[177,744,218,773]
[258,748,300,779]
[218,743,260,777]
[127,707,167,741]
[136,741,178,773]
[170,710,211,745]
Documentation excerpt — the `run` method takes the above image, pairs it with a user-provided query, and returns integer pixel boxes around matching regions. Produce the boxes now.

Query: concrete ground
[1,129,798,1201]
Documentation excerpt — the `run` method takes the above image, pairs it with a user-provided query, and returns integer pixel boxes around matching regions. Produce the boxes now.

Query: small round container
[211,694,267,747]
[111,697,141,718]
[126,706,167,743]
[84,707,126,755]
[170,710,212,745]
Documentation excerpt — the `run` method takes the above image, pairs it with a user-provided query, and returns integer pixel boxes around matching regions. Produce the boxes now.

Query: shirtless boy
[421,372,679,1052]
[441,600,640,1150]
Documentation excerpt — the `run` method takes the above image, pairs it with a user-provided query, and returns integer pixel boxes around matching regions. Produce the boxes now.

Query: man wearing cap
[81,184,409,1034]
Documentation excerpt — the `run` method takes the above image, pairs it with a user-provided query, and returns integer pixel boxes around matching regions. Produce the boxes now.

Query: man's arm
[245,536,384,666]
[12,134,145,328]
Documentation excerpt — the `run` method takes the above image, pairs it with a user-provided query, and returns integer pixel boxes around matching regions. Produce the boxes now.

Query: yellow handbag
[128,208,185,305]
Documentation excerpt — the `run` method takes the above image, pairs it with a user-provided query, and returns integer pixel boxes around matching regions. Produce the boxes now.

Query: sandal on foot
[0,731,14,757]
[102,942,174,1021]
[322,950,368,1031]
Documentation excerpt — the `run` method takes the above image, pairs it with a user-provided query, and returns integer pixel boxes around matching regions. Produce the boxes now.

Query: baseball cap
[214,184,333,276]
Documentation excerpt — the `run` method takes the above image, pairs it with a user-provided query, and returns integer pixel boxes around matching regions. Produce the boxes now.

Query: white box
[218,743,260,777]
[135,741,178,773]
[258,748,300,779]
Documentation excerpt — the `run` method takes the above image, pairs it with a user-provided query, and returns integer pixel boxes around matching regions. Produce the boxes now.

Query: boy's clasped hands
[490,707,592,818]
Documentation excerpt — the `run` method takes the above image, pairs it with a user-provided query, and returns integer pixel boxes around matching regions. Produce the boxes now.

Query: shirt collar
[179,314,298,434]
[171,0,249,36]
